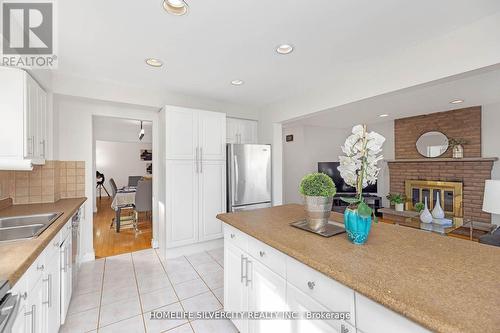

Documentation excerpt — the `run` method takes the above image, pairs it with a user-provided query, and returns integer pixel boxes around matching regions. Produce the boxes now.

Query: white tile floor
[61,248,236,333]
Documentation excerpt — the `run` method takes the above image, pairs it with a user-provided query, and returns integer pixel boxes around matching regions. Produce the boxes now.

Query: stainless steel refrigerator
[227,144,272,212]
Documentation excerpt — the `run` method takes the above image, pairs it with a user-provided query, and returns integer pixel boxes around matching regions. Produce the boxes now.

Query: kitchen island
[216,204,500,333]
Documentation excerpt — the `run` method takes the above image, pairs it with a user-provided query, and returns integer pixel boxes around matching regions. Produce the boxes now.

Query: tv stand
[332,193,383,217]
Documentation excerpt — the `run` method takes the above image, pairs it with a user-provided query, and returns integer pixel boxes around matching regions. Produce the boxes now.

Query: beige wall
[0,161,84,204]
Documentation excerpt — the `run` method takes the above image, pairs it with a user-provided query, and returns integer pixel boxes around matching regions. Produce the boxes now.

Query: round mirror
[416,131,449,158]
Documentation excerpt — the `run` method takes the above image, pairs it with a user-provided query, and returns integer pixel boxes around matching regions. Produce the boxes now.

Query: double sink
[0,212,63,242]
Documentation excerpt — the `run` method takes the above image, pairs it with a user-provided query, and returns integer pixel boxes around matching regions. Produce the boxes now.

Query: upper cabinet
[0,67,48,167]
[227,117,258,144]
[165,106,226,161]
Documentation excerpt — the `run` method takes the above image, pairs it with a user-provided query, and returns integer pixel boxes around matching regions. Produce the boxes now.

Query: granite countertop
[0,198,87,286]
[216,204,500,333]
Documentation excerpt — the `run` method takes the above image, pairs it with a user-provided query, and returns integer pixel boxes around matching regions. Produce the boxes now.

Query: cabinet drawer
[356,293,429,333]
[224,224,248,252]
[26,250,46,289]
[286,257,356,326]
[247,236,286,278]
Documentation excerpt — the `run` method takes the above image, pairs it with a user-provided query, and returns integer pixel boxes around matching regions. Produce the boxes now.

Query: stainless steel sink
[0,212,63,242]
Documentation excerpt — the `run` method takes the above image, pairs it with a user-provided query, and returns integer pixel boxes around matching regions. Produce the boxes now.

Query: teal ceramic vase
[344,207,372,245]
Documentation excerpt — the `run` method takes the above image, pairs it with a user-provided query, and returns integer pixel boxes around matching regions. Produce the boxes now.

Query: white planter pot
[395,203,404,212]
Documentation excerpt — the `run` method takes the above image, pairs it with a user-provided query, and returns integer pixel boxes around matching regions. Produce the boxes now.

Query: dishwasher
[0,280,19,333]
[71,207,81,289]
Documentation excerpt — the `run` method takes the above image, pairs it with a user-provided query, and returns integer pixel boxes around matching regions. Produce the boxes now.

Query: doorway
[92,116,154,258]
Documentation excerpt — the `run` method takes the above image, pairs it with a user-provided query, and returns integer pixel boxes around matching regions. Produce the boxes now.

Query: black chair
[96,171,110,199]
[128,176,142,187]
[109,178,118,199]
[479,227,500,247]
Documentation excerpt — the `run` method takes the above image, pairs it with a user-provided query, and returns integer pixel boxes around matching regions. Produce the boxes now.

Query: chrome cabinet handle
[245,259,252,287]
[20,292,28,300]
[233,155,239,202]
[27,137,32,155]
[259,251,265,257]
[32,136,35,156]
[61,247,67,272]
[41,139,46,158]
[42,274,52,307]
[241,255,247,283]
[307,281,316,290]
[36,264,44,271]
[230,233,235,239]
[24,304,36,333]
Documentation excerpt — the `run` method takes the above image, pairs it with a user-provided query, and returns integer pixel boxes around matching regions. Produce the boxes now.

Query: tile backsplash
[0,161,85,204]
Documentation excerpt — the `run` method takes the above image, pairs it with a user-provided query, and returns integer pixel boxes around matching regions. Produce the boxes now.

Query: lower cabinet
[223,225,430,333]
[8,213,78,333]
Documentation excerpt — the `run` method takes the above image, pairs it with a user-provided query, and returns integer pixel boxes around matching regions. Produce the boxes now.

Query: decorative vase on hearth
[420,197,433,224]
[432,196,445,219]
[452,144,464,159]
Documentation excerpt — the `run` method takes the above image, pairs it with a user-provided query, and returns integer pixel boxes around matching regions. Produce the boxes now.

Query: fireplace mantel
[386,157,498,163]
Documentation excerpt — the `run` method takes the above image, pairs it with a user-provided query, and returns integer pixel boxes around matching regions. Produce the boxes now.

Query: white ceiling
[283,64,500,129]
[55,0,500,108]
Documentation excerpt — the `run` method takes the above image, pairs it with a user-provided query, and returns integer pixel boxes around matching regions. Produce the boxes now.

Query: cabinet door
[36,86,47,160]
[24,278,44,333]
[239,119,258,144]
[25,74,38,158]
[224,242,248,333]
[165,107,198,160]
[287,283,352,333]
[44,251,61,333]
[198,110,226,160]
[0,67,25,159]
[199,160,226,241]
[60,236,72,324]
[226,117,239,143]
[166,160,199,248]
[247,258,289,333]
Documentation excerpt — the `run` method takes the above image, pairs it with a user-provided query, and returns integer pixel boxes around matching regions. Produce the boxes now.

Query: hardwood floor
[93,196,152,258]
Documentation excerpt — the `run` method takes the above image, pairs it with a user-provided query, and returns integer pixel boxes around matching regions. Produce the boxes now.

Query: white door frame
[91,112,160,252]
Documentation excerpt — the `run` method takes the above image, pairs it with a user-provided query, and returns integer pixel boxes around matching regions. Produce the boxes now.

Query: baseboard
[163,239,223,259]
[80,251,96,263]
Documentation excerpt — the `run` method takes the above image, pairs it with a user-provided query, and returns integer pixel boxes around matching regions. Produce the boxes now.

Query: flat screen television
[318,162,378,194]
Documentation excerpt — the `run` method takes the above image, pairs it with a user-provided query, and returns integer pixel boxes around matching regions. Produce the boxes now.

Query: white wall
[95,141,152,195]
[55,95,159,261]
[282,122,394,205]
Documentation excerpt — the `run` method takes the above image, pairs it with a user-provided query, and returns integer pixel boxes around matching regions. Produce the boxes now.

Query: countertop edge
[217,213,462,333]
[3,197,87,287]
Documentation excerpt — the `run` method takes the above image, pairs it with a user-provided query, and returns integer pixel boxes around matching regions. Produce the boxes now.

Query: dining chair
[128,176,142,187]
[133,179,152,231]
[109,178,118,198]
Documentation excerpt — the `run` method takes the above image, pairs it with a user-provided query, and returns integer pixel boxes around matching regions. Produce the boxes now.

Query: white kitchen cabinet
[165,160,199,248]
[227,117,258,144]
[43,249,61,333]
[165,106,226,161]
[224,242,249,333]
[0,67,48,165]
[162,106,226,249]
[199,160,226,241]
[247,258,289,333]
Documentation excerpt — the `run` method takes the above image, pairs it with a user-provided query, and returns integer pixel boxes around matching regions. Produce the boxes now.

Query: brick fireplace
[387,107,497,223]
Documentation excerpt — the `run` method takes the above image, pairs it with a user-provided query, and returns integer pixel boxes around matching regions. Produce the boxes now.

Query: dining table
[111,186,136,232]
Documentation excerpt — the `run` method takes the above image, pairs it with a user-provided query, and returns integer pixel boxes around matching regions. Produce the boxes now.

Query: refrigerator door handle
[233,154,239,203]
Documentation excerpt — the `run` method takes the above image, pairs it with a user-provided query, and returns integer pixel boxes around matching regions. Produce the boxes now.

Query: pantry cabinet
[0,67,48,165]
[163,106,226,249]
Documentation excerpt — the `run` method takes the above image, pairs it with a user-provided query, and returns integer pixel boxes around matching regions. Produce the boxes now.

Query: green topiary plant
[414,202,425,213]
[299,173,336,197]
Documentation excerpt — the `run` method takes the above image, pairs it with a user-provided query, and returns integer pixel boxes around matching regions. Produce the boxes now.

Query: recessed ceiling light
[276,44,294,55]
[163,0,188,16]
[231,80,244,86]
[379,114,389,118]
[145,58,163,67]
[450,99,464,104]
